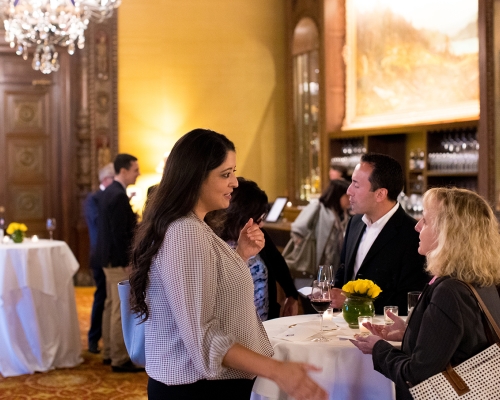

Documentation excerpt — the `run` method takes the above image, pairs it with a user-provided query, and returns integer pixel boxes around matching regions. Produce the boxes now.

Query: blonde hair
[423,187,500,286]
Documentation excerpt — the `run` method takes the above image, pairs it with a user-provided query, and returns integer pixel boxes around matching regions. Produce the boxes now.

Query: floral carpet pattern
[0,287,148,399]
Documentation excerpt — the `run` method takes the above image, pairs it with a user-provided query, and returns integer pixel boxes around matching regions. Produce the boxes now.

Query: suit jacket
[259,229,299,319]
[372,277,500,400]
[84,188,105,270]
[96,180,137,268]
[84,189,105,251]
[334,205,428,315]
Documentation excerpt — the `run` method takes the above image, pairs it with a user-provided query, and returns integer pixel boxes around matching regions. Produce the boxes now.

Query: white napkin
[297,287,312,297]
[273,320,338,342]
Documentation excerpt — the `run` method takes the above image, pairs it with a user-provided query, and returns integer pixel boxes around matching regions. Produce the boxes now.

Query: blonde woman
[351,188,500,400]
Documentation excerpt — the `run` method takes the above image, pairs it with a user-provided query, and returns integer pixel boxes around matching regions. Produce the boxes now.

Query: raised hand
[350,333,383,355]
[236,218,265,261]
[364,311,406,342]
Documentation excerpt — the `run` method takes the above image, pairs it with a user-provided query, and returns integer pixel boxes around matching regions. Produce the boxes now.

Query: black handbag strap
[459,281,500,343]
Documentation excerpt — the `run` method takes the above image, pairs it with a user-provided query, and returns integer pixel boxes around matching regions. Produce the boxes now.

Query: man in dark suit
[84,163,115,354]
[97,153,143,372]
[331,153,428,315]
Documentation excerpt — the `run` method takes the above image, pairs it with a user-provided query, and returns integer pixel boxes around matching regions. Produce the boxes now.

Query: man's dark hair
[114,153,138,174]
[361,153,403,202]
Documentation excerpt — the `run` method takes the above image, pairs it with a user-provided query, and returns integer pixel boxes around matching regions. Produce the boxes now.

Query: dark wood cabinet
[286,0,498,205]
[0,18,118,284]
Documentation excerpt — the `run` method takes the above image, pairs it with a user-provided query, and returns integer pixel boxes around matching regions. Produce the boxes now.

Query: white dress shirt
[145,213,273,385]
[352,203,399,280]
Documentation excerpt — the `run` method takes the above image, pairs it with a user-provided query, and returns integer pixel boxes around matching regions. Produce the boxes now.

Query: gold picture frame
[343,0,479,130]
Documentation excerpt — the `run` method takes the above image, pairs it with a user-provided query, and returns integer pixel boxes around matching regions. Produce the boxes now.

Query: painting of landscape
[345,0,479,128]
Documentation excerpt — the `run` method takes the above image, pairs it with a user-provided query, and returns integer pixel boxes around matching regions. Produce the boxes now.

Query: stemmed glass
[309,280,331,342]
[317,265,333,286]
[46,218,56,240]
[318,264,334,312]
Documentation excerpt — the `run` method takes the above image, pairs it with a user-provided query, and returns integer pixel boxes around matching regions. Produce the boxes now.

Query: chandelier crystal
[1,0,121,74]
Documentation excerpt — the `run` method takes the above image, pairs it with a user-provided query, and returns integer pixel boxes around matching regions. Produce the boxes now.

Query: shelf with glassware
[424,125,479,192]
[329,122,479,218]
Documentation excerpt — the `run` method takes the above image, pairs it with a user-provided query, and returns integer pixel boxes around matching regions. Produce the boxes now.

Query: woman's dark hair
[129,129,235,320]
[217,177,269,242]
[319,179,350,217]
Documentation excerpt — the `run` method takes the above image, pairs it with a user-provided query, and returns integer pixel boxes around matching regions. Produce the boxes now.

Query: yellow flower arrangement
[6,222,28,235]
[342,279,382,300]
[6,222,28,243]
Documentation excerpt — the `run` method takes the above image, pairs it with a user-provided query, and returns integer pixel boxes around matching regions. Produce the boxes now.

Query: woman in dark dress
[351,187,500,400]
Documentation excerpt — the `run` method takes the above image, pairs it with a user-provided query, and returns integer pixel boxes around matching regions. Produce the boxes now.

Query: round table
[0,239,83,377]
[251,313,396,400]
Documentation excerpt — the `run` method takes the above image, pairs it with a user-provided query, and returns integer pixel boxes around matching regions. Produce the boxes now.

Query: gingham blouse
[145,213,273,385]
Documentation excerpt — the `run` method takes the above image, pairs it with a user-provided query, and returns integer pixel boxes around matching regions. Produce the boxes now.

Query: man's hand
[329,287,346,309]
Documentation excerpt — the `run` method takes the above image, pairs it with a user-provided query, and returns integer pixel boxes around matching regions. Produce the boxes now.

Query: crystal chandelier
[1,0,121,74]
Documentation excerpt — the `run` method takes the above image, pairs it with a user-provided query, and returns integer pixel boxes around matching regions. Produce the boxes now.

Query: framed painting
[343,0,479,130]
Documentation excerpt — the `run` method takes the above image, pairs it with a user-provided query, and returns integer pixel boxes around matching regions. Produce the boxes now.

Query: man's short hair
[361,153,403,202]
[114,154,138,174]
[98,163,115,182]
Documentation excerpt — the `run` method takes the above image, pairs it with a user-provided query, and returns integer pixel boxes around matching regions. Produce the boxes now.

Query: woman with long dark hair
[129,129,326,400]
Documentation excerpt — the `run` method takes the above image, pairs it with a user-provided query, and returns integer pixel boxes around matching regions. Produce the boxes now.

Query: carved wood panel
[0,63,54,238]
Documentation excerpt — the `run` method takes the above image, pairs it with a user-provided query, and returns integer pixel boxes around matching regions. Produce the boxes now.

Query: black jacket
[260,229,299,319]
[96,180,137,268]
[372,277,500,399]
[334,205,428,315]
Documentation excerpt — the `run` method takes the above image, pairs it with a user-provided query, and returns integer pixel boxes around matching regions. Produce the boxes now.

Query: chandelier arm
[1,0,120,73]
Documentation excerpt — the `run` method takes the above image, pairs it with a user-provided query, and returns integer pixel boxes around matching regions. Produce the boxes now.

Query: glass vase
[342,296,375,328]
[11,230,24,243]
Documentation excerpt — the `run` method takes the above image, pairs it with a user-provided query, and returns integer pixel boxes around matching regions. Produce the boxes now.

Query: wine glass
[46,218,56,240]
[309,280,331,342]
[317,265,333,286]
[318,265,334,313]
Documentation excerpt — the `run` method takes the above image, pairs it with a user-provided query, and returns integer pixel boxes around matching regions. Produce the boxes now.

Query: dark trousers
[88,259,107,345]
[148,377,255,400]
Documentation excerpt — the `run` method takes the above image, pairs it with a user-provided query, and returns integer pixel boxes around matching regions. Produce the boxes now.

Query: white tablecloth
[251,314,396,400]
[0,239,83,377]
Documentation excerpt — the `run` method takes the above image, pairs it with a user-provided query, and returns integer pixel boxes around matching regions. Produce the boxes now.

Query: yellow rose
[367,285,382,299]
[6,222,28,235]
[342,281,355,293]
[341,279,382,299]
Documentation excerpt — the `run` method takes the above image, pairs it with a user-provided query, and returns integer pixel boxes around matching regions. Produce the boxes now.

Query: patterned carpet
[0,287,148,399]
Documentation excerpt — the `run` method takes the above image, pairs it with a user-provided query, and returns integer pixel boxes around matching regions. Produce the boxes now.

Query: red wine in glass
[310,299,331,313]
[310,280,331,342]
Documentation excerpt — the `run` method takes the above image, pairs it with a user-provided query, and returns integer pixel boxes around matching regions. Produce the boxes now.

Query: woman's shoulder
[432,277,470,297]
[167,214,210,237]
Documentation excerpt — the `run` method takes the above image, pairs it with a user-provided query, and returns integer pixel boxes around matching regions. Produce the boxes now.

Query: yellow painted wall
[118,0,287,205]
